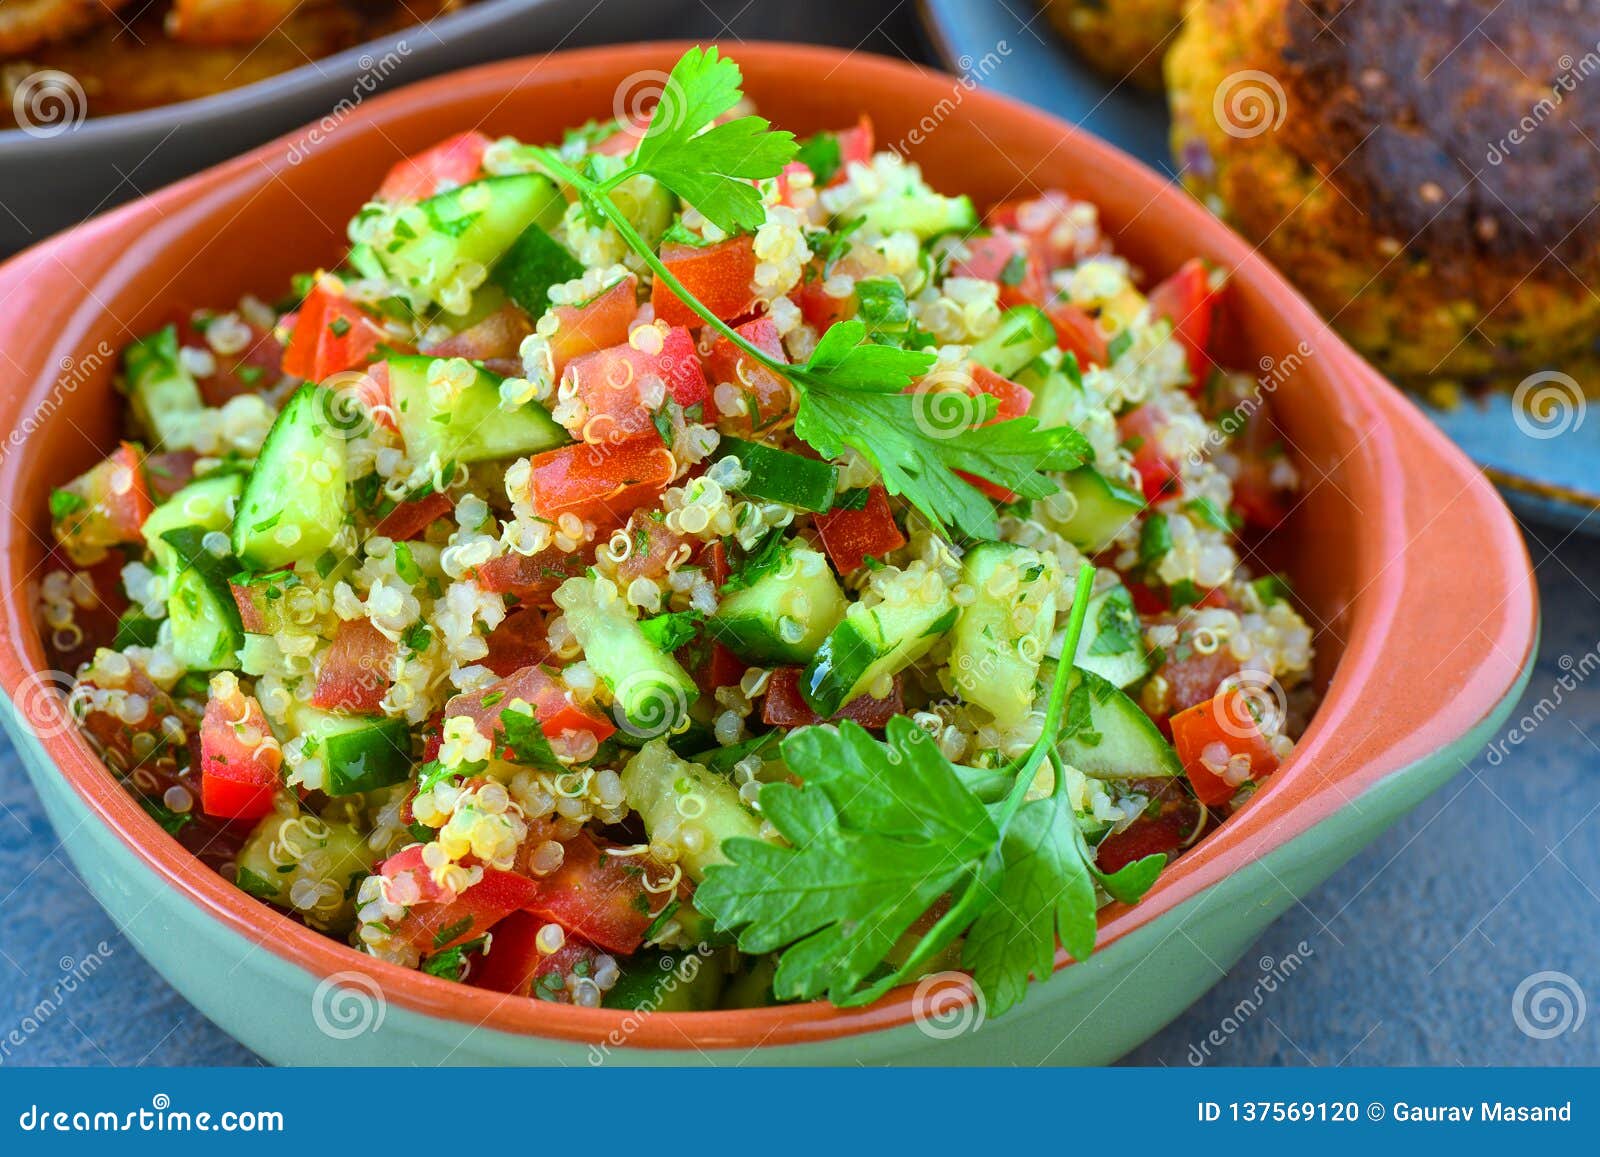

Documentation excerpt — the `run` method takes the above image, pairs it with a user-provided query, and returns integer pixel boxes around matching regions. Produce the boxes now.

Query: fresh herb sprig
[514,46,1091,542]
[695,563,1167,1015]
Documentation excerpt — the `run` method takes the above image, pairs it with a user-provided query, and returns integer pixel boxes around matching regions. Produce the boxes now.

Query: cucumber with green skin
[1053,663,1181,780]
[554,577,697,740]
[1047,467,1145,552]
[970,305,1056,379]
[386,355,567,466]
[707,543,847,664]
[379,174,567,304]
[160,526,244,672]
[491,224,583,316]
[231,385,349,572]
[801,590,958,718]
[1052,583,1150,689]
[289,704,412,795]
[945,542,1058,728]
[1019,350,1085,430]
[716,437,839,514]
[605,950,726,1012]
[142,472,243,574]
[124,325,204,450]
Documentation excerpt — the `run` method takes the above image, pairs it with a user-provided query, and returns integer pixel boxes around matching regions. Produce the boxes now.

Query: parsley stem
[518,145,789,379]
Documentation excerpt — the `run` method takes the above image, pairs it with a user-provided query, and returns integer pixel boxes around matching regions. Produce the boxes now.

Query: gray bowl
[0,0,670,255]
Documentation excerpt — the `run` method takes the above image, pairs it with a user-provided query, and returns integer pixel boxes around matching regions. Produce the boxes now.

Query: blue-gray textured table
[2,0,1597,1069]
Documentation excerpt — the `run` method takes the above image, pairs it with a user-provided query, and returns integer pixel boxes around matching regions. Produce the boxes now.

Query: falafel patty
[0,0,131,56]
[1042,0,1186,91]
[1169,0,1600,387]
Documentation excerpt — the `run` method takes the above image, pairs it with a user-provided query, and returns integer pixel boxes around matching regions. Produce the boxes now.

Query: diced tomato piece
[773,160,814,207]
[446,664,615,748]
[465,911,600,997]
[380,849,540,953]
[970,365,1033,421]
[987,191,1105,272]
[471,547,588,605]
[763,667,903,729]
[309,619,395,713]
[350,361,397,432]
[831,115,875,185]
[1148,258,1220,391]
[373,491,453,541]
[792,277,857,330]
[813,485,905,574]
[74,659,182,772]
[652,237,758,327]
[178,312,284,405]
[482,607,550,678]
[199,683,281,821]
[1118,405,1182,504]
[561,325,707,443]
[517,440,676,524]
[953,231,1048,307]
[42,550,126,671]
[523,835,666,955]
[51,442,154,566]
[616,509,690,582]
[546,276,638,374]
[702,316,794,436]
[591,113,651,157]
[1095,806,1196,876]
[376,131,492,203]
[421,305,535,363]
[281,282,388,382]
[697,642,746,694]
[701,539,729,588]
[143,450,198,501]
[1171,684,1281,807]
[1153,635,1241,724]
[1046,302,1110,370]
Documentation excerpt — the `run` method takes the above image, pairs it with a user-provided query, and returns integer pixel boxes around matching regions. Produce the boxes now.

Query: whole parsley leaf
[624,46,797,233]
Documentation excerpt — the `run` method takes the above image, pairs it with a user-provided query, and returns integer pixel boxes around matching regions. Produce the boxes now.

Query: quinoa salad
[39,48,1316,1017]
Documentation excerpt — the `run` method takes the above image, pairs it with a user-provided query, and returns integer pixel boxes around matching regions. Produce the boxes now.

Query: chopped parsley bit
[48,489,87,519]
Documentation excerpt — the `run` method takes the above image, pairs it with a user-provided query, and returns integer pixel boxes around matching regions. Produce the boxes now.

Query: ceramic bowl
[0,0,663,256]
[0,42,1538,1065]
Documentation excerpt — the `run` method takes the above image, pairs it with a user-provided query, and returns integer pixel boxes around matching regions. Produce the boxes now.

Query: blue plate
[917,0,1600,534]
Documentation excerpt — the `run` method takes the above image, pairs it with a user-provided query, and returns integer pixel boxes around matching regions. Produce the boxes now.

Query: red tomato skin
[702,317,794,435]
[446,665,616,747]
[1171,686,1280,806]
[523,835,662,955]
[376,131,492,202]
[562,326,707,443]
[482,607,550,678]
[1118,405,1183,504]
[970,365,1033,421]
[309,618,395,713]
[381,853,541,953]
[953,231,1048,307]
[199,693,280,821]
[987,191,1105,272]
[763,667,904,729]
[1154,642,1242,727]
[547,276,638,374]
[421,305,534,363]
[1148,258,1218,390]
[177,313,284,405]
[793,278,857,330]
[616,510,691,583]
[281,284,388,382]
[471,547,588,605]
[1047,303,1110,370]
[1095,812,1190,876]
[651,237,758,327]
[464,911,553,995]
[53,443,154,563]
[813,485,906,574]
[520,440,676,524]
[373,491,453,540]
